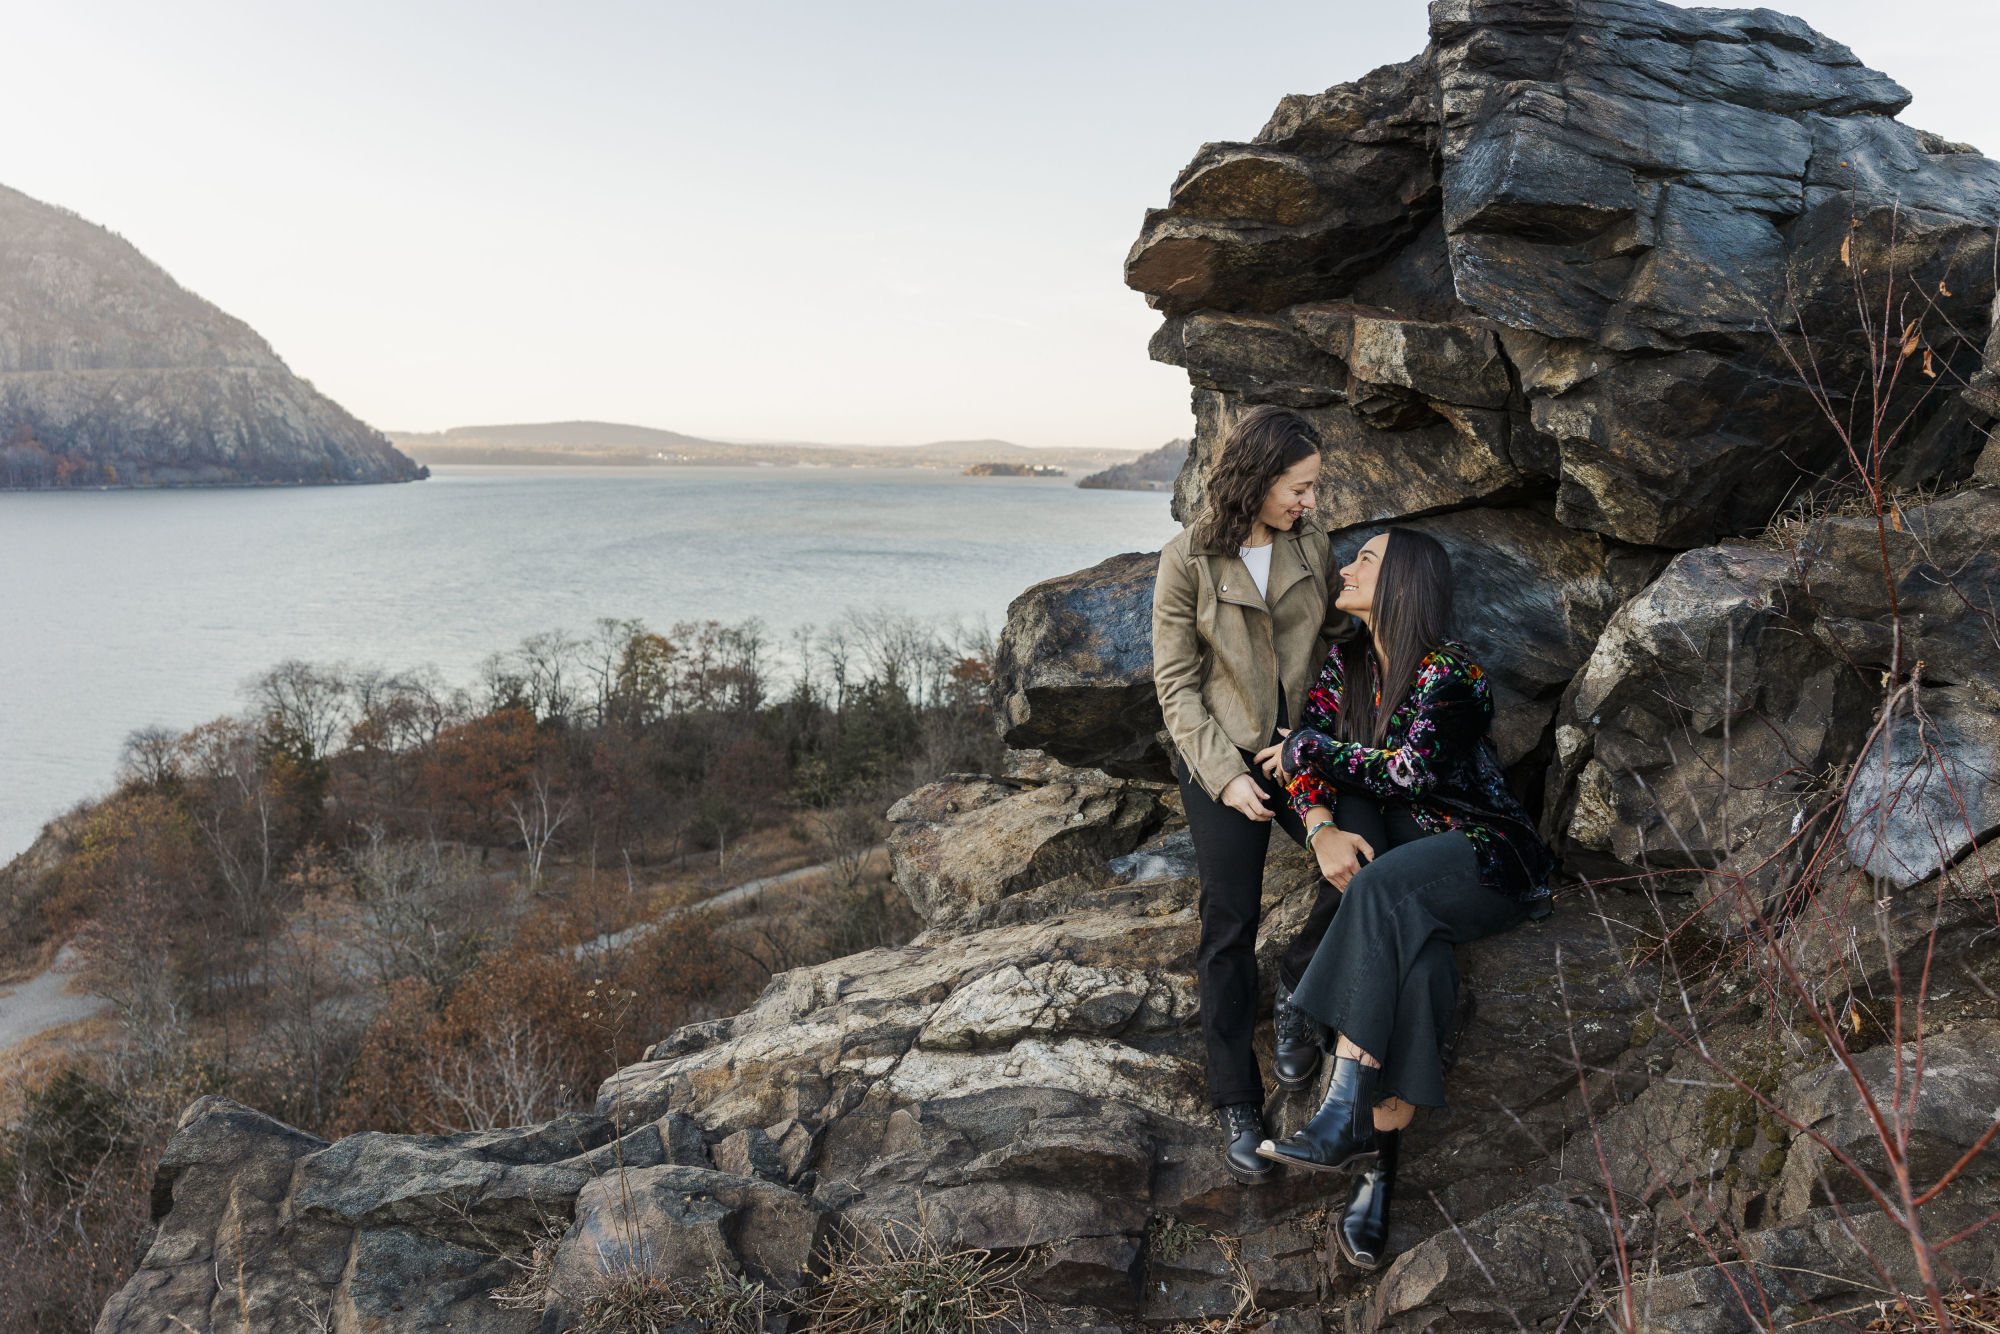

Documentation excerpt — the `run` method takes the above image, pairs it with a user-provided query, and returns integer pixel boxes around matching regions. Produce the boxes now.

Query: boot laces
[1274,994,1316,1044]
[1223,1103,1263,1137]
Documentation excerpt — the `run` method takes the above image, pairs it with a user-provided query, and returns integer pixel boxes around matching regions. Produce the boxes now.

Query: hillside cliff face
[1077,439,1188,491]
[95,2,2000,1332]
[0,185,421,488]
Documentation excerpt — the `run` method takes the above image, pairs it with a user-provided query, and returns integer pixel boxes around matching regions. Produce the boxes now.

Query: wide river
[1,466,1179,861]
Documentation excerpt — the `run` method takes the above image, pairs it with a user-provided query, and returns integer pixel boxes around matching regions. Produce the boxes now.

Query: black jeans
[1289,826,1530,1109]
[1178,752,1344,1109]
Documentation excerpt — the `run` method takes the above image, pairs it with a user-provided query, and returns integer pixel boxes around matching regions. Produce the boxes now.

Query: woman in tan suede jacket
[1151,404,1366,1184]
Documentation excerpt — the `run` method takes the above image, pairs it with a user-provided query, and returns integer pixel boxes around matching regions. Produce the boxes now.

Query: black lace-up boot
[1336,1127,1399,1269]
[1218,1102,1276,1184]
[1272,985,1323,1090]
[1255,1055,1379,1174]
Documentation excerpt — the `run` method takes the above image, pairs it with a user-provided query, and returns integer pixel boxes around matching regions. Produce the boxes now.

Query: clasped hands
[1219,728,1372,890]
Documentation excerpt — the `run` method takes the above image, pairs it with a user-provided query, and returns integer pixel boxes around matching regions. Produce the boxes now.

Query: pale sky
[8,2,1999,450]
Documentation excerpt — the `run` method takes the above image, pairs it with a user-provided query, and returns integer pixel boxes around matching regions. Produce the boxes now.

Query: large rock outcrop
[1545,487,2000,899]
[0,184,421,488]
[1002,0,2000,890]
[885,762,1169,928]
[1132,0,2000,549]
[994,553,1173,782]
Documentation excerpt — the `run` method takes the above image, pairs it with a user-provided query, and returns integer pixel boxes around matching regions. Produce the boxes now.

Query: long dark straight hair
[1191,406,1321,553]
[1338,528,1454,746]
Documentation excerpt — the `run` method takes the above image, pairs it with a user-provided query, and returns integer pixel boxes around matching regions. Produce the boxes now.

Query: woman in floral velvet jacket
[1249,526,1552,1275]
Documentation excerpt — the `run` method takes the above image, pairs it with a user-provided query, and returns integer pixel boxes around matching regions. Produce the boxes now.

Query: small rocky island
[961,461,1067,477]
[0,185,421,490]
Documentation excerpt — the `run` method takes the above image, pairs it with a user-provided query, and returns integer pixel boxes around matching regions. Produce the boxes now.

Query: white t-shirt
[1238,542,1273,600]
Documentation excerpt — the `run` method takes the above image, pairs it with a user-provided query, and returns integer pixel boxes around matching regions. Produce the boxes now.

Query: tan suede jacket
[1152,515,1348,799]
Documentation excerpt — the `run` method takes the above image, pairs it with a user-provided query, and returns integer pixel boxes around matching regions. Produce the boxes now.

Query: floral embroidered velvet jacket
[1280,641,1554,905]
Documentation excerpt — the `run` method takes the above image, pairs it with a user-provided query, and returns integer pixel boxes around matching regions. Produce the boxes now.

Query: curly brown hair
[1190,406,1323,552]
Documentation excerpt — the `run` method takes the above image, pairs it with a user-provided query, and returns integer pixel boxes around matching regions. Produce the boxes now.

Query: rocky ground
[89,747,2000,1333]
[96,755,1670,1333]
[92,1,2000,1330]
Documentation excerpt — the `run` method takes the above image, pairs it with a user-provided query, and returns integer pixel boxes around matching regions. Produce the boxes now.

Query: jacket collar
[1262,526,1315,609]
[1193,520,1319,612]
[1187,515,1320,559]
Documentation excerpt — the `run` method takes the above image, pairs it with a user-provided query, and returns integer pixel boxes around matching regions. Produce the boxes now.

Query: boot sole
[1335,1227,1386,1272]
[1252,1144,1378,1174]
[1272,1055,1322,1091]
[1226,1158,1279,1185]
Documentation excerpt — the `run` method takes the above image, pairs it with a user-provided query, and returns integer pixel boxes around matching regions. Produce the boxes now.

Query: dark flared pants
[1177,754,1344,1109]
[1289,827,1529,1109]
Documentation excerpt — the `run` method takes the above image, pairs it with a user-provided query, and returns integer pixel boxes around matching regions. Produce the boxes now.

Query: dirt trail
[576,847,887,958]
[0,945,110,1056]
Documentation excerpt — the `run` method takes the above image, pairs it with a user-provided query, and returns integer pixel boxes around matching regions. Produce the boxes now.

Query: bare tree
[251,660,353,765]
[814,802,884,894]
[351,830,494,992]
[1567,211,2000,1332]
[260,885,363,1132]
[421,1014,569,1131]
[510,768,575,895]
[174,719,281,959]
[116,725,180,789]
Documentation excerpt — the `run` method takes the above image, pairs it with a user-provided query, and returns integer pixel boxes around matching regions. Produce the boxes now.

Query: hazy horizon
[384,420,1138,451]
[9,0,2000,449]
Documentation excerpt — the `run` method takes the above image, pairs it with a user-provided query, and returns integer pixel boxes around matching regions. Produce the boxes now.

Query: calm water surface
[1,466,1178,860]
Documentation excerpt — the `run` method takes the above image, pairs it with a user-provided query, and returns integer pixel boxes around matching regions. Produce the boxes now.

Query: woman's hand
[1253,728,1292,782]
[1310,825,1374,890]
[1219,772,1273,822]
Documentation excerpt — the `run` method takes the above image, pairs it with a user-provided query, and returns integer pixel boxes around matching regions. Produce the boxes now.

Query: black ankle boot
[1336,1127,1399,1269]
[1218,1103,1276,1185]
[1272,986,1323,1090]
[1255,1056,1378,1174]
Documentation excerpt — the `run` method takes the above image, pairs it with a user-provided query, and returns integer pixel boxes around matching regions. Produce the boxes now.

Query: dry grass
[1861,1285,2000,1333]
[1756,477,1948,551]
[801,1222,1028,1334]
[1144,1215,1264,1334]
[0,1012,120,1121]
[574,1266,779,1334]
[489,1215,568,1311]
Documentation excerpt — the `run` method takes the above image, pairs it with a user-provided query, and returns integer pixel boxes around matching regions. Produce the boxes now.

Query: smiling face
[1336,533,1389,621]
[1254,454,1320,536]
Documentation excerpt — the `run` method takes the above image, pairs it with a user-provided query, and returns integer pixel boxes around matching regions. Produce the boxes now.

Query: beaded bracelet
[1306,818,1337,844]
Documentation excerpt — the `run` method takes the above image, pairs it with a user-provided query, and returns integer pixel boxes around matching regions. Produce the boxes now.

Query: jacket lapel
[1262,526,1315,611]
[1212,551,1266,611]
[1203,528,1320,614]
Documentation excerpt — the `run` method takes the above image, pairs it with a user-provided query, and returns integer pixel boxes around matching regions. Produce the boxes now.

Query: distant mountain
[899,438,1028,458]
[1078,438,1187,491]
[0,185,421,490]
[393,422,1141,474]
[398,423,1034,457]
[409,420,730,451]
